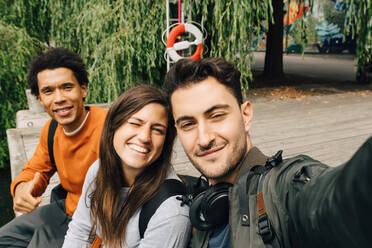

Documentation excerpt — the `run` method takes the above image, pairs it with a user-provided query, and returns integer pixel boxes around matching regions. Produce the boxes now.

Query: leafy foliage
[2,0,50,43]
[290,16,319,46]
[344,0,372,81]
[47,0,273,98]
[48,0,168,103]
[0,22,45,168]
[185,0,273,88]
[319,0,347,32]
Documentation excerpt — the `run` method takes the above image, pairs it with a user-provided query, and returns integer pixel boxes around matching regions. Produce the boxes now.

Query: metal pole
[166,0,170,72]
[181,2,184,23]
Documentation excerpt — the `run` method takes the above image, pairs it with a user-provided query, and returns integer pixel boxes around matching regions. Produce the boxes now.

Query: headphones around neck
[179,175,232,231]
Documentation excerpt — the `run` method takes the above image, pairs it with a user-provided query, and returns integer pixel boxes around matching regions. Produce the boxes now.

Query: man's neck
[209,168,240,185]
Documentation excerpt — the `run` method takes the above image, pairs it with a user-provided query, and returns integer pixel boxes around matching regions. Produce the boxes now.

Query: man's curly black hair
[27,47,88,97]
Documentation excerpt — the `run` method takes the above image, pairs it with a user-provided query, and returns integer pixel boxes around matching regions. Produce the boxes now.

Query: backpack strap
[47,119,58,170]
[237,150,283,227]
[139,179,186,239]
[255,150,282,248]
[47,119,68,203]
[237,170,251,226]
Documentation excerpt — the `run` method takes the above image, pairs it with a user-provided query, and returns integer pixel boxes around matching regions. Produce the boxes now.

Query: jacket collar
[236,146,267,179]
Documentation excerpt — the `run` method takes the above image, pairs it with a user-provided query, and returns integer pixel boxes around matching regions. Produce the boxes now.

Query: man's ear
[81,84,88,100]
[241,101,253,132]
[37,94,45,107]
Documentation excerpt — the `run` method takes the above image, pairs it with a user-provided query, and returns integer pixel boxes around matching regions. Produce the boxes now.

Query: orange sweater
[11,106,107,216]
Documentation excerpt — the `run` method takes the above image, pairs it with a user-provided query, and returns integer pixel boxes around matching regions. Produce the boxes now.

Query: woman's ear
[241,101,253,132]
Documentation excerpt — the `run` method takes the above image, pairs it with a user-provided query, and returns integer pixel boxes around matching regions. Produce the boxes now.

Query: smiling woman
[113,103,168,186]
[63,85,191,248]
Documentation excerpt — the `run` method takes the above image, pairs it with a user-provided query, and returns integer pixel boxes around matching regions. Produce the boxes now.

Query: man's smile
[53,106,73,117]
[196,144,226,157]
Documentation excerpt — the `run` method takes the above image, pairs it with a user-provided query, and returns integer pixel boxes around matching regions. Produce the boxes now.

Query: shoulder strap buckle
[265,150,283,170]
[258,213,275,243]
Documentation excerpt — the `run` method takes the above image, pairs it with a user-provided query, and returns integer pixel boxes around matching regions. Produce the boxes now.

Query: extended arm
[289,137,372,247]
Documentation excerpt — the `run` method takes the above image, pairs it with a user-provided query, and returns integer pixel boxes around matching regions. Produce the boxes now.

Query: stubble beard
[189,137,248,181]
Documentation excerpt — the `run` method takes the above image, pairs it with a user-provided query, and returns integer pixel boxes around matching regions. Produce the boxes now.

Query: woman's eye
[129,122,140,126]
[152,128,165,135]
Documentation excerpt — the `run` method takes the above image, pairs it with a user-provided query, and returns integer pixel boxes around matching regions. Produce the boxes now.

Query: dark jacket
[191,137,372,247]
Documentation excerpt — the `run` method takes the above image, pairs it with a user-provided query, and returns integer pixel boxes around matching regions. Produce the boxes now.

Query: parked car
[287,44,303,53]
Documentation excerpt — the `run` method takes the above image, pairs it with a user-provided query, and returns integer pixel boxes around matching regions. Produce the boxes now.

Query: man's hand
[13,172,42,214]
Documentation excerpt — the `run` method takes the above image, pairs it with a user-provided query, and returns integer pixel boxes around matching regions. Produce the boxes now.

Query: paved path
[252,52,356,82]
[173,93,372,176]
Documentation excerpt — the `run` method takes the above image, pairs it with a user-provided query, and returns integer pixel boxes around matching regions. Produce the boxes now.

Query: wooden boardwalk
[172,93,372,176]
[7,93,372,205]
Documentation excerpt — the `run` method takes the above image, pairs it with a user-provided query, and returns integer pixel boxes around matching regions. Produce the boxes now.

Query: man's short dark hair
[163,57,243,104]
[27,47,89,97]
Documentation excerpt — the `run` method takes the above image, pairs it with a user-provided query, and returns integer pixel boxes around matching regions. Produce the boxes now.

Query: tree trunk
[263,0,284,79]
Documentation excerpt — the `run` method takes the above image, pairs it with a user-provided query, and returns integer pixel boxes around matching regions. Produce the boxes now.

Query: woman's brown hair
[89,85,176,247]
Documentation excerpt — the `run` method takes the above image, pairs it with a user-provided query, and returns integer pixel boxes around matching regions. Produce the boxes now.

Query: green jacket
[191,137,372,247]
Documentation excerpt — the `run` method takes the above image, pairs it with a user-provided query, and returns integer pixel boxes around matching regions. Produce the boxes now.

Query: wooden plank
[6,129,27,181]
[16,110,49,129]
[6,128,59,206]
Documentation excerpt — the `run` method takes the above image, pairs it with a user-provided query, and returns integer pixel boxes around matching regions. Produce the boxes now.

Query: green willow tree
[0,21,45,168]
[2,0,50,43]
[185,0,273,87]
[8,0,274,97]
[344,0,371,83]
[49,1,172,103]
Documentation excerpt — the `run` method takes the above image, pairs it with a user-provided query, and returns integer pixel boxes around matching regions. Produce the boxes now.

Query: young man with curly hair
[0,48,107,248]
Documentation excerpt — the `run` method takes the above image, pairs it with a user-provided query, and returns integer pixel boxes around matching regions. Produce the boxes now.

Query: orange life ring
[166,23,203,62]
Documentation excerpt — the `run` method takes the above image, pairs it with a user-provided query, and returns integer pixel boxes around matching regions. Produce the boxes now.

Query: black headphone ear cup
[200,183,231,228]
[189,192,214,231]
